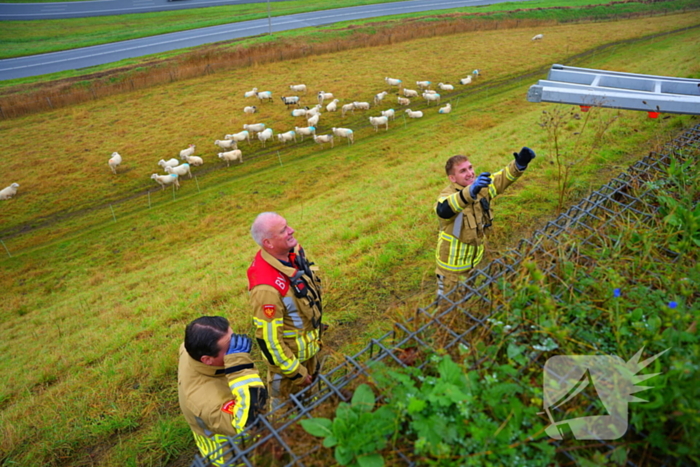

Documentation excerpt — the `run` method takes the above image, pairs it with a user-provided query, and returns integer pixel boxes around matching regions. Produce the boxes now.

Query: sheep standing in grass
[405,109,423,118]
[165,163,192,179]
[313,134,334,149]
[353,101,370,111]
[290,84,307,94]
[244,105,257,114]
[281,96,300,108]
[307,113,320,128]
[403,88,419,98]
[0,183,19,200]
[218,149,243,166]
[244,87,258,98]
[439,103,452,114]
[179,144,196,160]
[369,116,389,132]
[326,99,339,112]
[460,75,472,85]
[423,92,441,106]
[472,69,481,77]
[398,96,410,106]
[292,107,309,117]
[385,77,402,87]
[438,82,454,91]
[295,126,316,141]
[317,91,334,105]
[108,152,122,174]
[257,128,274,147]
[225,130,251,144]
[183,154,203,166]
[256,91,273,103]
[243,123,266,137]
[374,91,388,106]
[305,105,322,117]
[332,127,354,145]
[381,108,395,120]
[277,130,297,144]
[341,103,355,118]
[214,139,237,151]
[416,81,431,90]
[151,173,180,190]
[532,34,543,41]
[158,158,179,169]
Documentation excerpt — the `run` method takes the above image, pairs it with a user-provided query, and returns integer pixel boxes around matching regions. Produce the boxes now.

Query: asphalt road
[0,0,528,81]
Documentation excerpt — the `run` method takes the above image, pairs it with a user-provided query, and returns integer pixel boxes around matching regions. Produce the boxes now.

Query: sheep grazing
[225,130,251,144]
[326,99,339,112]
[385,77,402,87]
[397,96,411,106]
[374,91,388,106]
[381,108,396,120]
[214,139,237,151]
[403,88,419,98]
[183,154,203,166]
[244,105,257,114]
[405,109,423,118]
[281,96,300,108]
[438,82,454,91]
[277,130,297,144]
[243,123,266,136]
[438,103,452,114]
[151,173,180,190]
[460,75,472,85]
[244,87,258,98]
[353,101,370,111]
[108,151,122,174]
[532,34,544,41]
[291,108,309,117]
[305,105,322,117]
[341,103,355,118]
[332,127,354,145]
[307,113,320,128]
[256,91,273,103]
[257,128,274,147]
[164,162,192,179]
[423,92,441,106]
[158,158,179,169]
[179,144,195,160]
[289,84,307,94]
[369,116,389,132]
[317,91,334,105]
[313,134,334,149]
[416,81,432,90]
[295,126,316,141]
[0,183,19,200]
[218,149,243,166]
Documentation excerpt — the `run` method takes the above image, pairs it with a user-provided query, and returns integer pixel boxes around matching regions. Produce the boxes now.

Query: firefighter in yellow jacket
[247,212,323,409]
[178,316,267,466]
[435,147,536,298]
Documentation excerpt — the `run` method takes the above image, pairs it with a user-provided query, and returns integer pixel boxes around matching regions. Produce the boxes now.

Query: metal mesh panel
[191,123,699,467]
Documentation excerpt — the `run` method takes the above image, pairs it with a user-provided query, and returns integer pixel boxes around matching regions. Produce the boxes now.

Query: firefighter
[177,316,267,466]
[247,212,323,409]
[435,147,536,300]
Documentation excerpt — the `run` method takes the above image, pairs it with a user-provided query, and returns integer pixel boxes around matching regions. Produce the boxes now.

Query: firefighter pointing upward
[248,212,323,409]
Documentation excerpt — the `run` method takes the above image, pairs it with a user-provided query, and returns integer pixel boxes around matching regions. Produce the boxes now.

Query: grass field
[1,3,700,466]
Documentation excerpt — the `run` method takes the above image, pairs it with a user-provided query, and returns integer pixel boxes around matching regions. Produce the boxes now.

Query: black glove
[513,147,536,170]
[469,172,492,199]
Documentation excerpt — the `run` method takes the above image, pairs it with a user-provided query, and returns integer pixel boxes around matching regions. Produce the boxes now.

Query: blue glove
[469,172,492,199]
[513,147,536,170]
[226,333,252,355]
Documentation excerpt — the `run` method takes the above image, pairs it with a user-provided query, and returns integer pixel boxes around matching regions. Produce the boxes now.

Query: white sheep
[183,154,203,166]
[164,162,192,179]
[326,99,339,112]
[225,130,251,144]
[244,105,257,114]
[460,75,472,85]
[244,87,258,98]
[317,91,334,105]
[341,103,355,118]
[305,104,322,117]
[151,173,180,190]
[423,92,441,106]
[179,144,195,160]
[277,130,297,144]
[307,113,320,128]
[397,96,411,106]
[214,139,237,151]
[257,128,274,147]
[405,109,423,118]
[281,96,300,107]
[218,149,243,166]
[108,151,122,174]
[256,90,273,103]
[353,101,370,111]
[0,183,19,200]
[438,83,454,91]
[332,127,354,145]
[313,134,334,149]
[369,116,389,132]
[374,91,388,106]
[416,81,431,90]
[381,108,395,120]
[472,69,481,77]
[289,84,307,94]
[291,108,309,117]
[158,158,179,169]
[295,126,316,141]
[243,123,266,135]
[403,88,419,98]
[532,34,544,41]
[438,103,452,114]
[385,77,402,87]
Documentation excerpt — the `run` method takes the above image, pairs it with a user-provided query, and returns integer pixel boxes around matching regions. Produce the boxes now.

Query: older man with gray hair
[247,212,324,409]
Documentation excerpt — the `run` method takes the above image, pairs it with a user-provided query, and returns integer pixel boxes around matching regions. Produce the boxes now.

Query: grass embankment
[0,10,699,467]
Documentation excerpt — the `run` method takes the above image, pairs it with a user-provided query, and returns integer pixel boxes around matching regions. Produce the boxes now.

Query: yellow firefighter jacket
[247,245,322,382]
[435,160,523,274]
[177,344,266,466]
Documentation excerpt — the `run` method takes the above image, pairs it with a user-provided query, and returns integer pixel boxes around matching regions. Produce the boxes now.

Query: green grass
[0,7,699,467]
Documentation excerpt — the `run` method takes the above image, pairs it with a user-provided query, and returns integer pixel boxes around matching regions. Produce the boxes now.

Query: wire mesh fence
[190,123,700,467]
